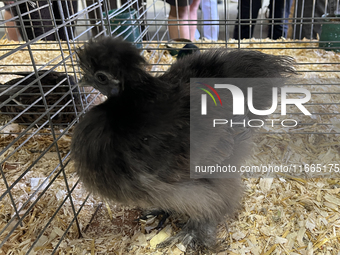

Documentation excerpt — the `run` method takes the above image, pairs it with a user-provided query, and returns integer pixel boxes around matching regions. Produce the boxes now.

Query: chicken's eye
[95,72,109,84]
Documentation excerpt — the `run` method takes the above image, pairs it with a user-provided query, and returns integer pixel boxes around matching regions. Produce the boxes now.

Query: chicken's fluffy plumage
[0,71,79,125]
[72,37,296,250]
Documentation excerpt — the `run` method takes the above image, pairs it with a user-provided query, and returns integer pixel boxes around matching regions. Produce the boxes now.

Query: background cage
[0,0,340,254]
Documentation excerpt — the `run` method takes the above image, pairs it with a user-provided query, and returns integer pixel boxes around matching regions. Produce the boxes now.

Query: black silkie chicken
[0,71,79,125]
[72,37,295,250]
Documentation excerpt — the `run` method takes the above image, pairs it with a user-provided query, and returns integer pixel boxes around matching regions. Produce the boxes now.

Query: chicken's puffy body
[72,37,295,249]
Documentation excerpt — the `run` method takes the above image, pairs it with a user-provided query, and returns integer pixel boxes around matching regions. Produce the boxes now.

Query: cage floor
[1,39,340,254]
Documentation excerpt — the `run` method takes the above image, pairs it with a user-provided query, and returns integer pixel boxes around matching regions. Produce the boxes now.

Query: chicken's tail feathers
[225,51,298,120]
[265,53,297,77]
[0,85,19,104]
[227,50,297,78]
[0,70,70,77]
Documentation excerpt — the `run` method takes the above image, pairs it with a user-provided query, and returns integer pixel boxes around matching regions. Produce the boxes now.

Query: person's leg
[167,0,200,40]
[292,0,324,39]
[168,5,190,39]
[268,0,293,39]
[267,0,278,39]
[283,0,293,37]
[4,10,19,41]
[201,0,219,40]
[86,0,117,38]
[4,2,19,41]
[188,0,200,40]
[233,0,261,39]
[54,0,78,41]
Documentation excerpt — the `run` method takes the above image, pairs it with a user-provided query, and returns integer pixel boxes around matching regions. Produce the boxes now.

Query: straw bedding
[0,38,340,254]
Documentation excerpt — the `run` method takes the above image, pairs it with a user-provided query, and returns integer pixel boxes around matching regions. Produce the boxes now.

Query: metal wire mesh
[0,0,339,253]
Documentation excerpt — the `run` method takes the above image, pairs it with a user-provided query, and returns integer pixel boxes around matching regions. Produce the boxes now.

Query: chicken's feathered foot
[137,210,170,230]
[157,221,230,254]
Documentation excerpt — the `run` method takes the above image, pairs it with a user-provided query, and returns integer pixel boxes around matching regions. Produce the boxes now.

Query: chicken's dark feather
[72,37,296,250]
[0,70,80,125]
[77,37,146,81]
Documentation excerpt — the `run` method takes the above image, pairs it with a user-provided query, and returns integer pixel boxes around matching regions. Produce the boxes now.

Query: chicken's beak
[77,77,91,87]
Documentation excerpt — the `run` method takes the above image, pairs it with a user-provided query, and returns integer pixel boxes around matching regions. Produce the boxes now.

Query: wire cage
[0,0,340,254]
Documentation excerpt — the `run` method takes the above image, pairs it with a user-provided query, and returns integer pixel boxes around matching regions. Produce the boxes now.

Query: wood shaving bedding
[0,38,340,254]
